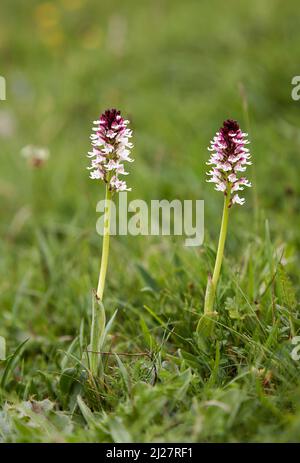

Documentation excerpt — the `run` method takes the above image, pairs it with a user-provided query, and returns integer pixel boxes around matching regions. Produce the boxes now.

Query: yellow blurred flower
[60,0,85,10]
[34,2,61,29]
[34,3,65,50]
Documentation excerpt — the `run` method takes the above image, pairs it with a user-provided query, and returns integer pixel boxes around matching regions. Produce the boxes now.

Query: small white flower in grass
[21,145,49,168]
[87,109,134,192]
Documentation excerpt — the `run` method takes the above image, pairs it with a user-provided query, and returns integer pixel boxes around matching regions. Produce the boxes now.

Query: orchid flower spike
[206,119,251,206]
[197,119,252,334]
[87,109,134,377]
[88,108,134,192]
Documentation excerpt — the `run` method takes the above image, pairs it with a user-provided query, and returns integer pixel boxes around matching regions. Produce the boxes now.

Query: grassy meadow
[0,0,300,442]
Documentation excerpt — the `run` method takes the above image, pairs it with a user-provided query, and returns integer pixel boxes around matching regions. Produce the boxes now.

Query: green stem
[96,184,112,301]
[89,183,111,376]
[204,190,231,314]
[90,295,106,377]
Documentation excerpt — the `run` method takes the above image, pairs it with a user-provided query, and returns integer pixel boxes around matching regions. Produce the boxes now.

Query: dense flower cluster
[207,119,251,206]
[88,109,134,192]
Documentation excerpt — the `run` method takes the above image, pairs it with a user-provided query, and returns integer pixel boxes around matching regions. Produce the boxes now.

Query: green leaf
[143,304,167,328]
[108,416,133,443]
[115,354,131,395]
[59,368,78,395]
[0,336,6,361]
[77,395,96,427]
[89,295,106,376]
[1,338,29,389]
[61,336,79,370]
[137,264,160,292]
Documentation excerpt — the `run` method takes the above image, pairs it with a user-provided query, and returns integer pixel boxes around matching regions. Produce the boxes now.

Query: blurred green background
[0,0,300,442]
[1,1,300,225]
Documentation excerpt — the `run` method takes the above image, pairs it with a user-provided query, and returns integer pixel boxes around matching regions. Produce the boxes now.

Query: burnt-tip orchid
[88,109,134,377]
[88,109,133,192]
[198,119,252,335]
